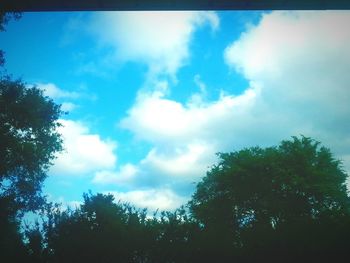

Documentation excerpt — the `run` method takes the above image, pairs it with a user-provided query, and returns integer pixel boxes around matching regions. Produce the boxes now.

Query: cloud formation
[51,119,117,176]
[98,83,259,197]
[224,11,350,161]
[120,85,258,146]
[116,11,350,193]
[89,11,219,77]
[93,11,350,211]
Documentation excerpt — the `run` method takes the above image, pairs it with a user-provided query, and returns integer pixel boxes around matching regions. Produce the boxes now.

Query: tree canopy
[189,136,350,262]
[191,136,349,224]
[0,77,63,262]
[0,77,63,212]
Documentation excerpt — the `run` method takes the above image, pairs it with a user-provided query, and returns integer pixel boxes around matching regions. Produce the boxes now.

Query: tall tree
[0,77,63,212]
[0,78,63,262]
[189,136,350,261]
[0,12,63,262]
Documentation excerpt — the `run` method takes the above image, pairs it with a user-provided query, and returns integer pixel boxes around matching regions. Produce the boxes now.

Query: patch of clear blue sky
[174,11,263,102]
[0,11,265,204]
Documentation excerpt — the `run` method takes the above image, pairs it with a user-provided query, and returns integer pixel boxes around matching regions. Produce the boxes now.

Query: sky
[1,10,350,213]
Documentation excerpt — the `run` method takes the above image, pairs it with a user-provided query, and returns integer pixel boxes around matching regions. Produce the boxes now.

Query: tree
[0,77,63,262]
[189,136,350,261]
[145,207,202,263]
[46,193,152,263]
[0,77,63,212]
[0,12,21,66]
[0,12,63,262]
[0,194,29,262]
[42,192,201,263]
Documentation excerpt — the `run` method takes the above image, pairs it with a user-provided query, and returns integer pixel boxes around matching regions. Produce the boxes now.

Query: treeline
[20,137,350,263]
[24,180,350,263]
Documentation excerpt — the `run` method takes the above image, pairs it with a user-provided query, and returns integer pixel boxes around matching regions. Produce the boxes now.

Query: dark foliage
[0,77,63,212]
[18,137,349,263]
[36,193,200,263]
[2,135,349,263]
[0,77,63,262]
[189,136,350,262]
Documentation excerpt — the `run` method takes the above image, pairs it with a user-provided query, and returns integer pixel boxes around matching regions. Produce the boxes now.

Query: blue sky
[1,11,350,212]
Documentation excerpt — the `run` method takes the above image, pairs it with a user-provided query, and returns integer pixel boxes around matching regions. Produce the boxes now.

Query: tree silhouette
[41,193,203,263]
[0,77,63,213]
[189,136,350,262]
[17,136,350,263]
[0,77,63,262]
[1,12,64,262]
[46,193,153,263]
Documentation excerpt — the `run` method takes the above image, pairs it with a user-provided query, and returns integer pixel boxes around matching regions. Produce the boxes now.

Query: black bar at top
[1,0,350,12]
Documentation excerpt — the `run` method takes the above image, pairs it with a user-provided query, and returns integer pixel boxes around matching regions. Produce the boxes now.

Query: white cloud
[225,11,350,82]
[36,83,81,112]
[92,143,216,195]
[140,143,215,180]
[223,10,350,169]
[120,84,258,146]
[91,143,216,197]
[93,163,138,185]
[51,119,117,176]
[61,102,77,112]
[107,188,187,212]
[89,11,219,77]
[224,11,350,115]
[37,83,80,99]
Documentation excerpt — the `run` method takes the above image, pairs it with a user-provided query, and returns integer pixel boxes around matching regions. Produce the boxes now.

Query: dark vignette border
[1,0,350,12]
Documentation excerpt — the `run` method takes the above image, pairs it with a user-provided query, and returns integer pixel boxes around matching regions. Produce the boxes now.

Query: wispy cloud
[61,102,78,112]
[37,83,80,99]
[120,84,258,146]
[36,82,96,112]
[93,163,138,185]
[88,11,219,79]
[37,83,81,113]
